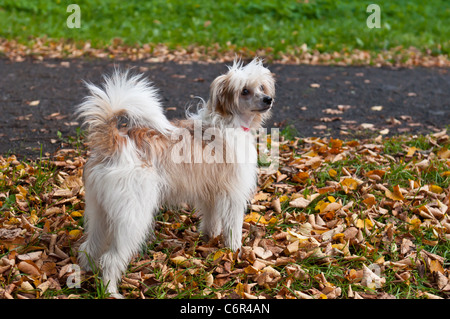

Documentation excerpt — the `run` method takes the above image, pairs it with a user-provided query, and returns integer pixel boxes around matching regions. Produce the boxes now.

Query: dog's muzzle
[263,96,273,106]
[253,95,273,112]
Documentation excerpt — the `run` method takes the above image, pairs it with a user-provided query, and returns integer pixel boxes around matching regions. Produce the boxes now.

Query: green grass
[0,0,449,56]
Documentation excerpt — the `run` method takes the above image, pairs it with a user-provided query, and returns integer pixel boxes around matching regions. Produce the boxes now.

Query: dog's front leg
[217,196,246,252]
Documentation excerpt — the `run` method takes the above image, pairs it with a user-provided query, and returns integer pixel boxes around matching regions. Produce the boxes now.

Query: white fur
[78,69,175,135]
[77,59,275,298]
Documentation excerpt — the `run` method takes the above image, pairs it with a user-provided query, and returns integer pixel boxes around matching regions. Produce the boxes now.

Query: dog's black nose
[263,96,273,105]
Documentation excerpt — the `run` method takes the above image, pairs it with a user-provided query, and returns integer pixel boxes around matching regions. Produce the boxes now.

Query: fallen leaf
[18,260,41,276]
[385,185,405,201]
[429,185,443,194]
[289,197,311,208]
[68,229,83,240]
[244,212,268,225]
[292,171,310,183]
[28,100,40,106]
[328,169,338,177]
[361,264,385,289]
[429,259,445,274]
[340,178,358,193]
[253,247,273,260]
[406,146,418,157]
[356,218,374,230]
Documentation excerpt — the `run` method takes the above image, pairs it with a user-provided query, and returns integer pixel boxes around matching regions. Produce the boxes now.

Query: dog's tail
[77,69,174,156]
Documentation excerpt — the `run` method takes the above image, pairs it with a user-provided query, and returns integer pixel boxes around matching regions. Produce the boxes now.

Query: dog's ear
[209,74,237,116]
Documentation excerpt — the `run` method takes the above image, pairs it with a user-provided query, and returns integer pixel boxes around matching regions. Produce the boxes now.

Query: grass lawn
[0,0,449,57]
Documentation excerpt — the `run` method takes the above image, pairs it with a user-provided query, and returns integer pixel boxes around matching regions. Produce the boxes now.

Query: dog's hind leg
[198,201,222,240]
[96,168,160,298]
[78,188,111,272]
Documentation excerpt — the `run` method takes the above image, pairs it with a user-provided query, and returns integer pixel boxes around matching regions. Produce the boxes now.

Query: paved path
[1,58,449,158]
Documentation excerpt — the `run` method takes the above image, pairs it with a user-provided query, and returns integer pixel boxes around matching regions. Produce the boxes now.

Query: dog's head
[208,58,275,129]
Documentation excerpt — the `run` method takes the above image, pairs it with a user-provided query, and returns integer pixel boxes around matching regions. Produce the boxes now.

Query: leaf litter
[1,37,450,67]
[1,129,450,299]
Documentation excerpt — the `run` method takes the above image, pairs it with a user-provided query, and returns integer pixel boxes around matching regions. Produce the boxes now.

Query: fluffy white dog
[77,58,275,298]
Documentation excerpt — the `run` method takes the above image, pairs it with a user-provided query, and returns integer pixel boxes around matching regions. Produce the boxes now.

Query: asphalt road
[1,58,449,159]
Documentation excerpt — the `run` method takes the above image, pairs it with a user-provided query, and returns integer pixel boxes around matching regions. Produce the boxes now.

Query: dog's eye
[260,85,265,91]
[242,88,250,96]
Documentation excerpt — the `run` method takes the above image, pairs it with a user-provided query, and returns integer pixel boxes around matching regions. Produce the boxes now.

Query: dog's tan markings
[87,118,123,158]
[209,74,237,117]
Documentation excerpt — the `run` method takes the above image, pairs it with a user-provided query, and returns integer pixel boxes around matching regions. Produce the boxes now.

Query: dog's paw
[109,292,124,299]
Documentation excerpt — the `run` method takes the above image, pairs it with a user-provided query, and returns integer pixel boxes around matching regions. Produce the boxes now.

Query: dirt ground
[0,58,449,159]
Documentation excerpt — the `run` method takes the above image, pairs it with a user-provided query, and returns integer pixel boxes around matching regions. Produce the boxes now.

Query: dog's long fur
[77,58,275,298]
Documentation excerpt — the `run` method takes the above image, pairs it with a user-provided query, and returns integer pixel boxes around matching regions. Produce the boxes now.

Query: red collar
[241,126,250,132]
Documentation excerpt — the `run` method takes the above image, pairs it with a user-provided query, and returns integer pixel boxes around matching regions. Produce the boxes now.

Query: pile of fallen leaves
[1,37,450,67]
[0,129,449,299]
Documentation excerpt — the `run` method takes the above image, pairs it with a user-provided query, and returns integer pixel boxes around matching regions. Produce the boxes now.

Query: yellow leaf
[70,210,84,218]
[17,185,28,200]
[29,210,39,225]
[267,217,278,225]
[356,218,374,230]
[327,196,336,203]
[213,250,225,261]
[244,265,260,275]
[385,185,405,201]
[429,184,443,194]
[441,171,450,177]
[409,179,421,188]
[406,146,418,157]
[340,178,358,193]
[408,217,421,231]
[429,259,444,274]
[261,176,274,190]
[437,148,450,159]
[6,217,20,225]
[170,256,191,268]
[235,283,245,297]
[68,229,82,240]
[279,195,289,203]
[302,150,318,157]
[244,212,268,225]
[314,200,329,213]
[328,169,337,178]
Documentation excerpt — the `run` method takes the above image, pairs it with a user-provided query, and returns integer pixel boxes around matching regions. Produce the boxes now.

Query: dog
[77,58,275,298]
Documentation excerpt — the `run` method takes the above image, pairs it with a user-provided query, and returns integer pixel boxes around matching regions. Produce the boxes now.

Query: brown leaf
[292,171,310,183]
[18,260,41,276]
[253,247,273,260]
[289,197,311,208]
[41,262,57,276]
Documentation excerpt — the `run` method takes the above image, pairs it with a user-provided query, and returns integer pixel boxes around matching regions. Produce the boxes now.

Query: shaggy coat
[77,59,275,298]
